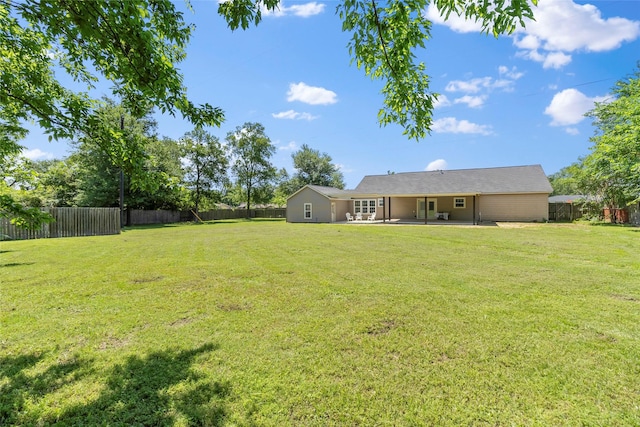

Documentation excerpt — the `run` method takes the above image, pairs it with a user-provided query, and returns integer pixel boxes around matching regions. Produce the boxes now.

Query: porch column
[473,195,476,225]
[387,197,391,223]
[382,196,386,222]
[424,197,428,225]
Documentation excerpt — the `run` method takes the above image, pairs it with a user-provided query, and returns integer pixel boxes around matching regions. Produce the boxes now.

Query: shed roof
[354,165,553,196]
[549,195,597,203]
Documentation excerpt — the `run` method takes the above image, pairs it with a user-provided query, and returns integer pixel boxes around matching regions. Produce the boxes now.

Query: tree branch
[371,0,397,78]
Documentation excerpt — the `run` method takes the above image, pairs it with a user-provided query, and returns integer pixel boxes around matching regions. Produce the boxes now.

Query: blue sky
[22,0,640,189]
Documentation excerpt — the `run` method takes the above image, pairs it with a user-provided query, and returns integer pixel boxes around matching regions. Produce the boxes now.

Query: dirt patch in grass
[611,294,639,302]
[217,303,250,312]
[98,335,130,350]
[366,319,399,335]
[169,317,195,327]
[131,276,164,284]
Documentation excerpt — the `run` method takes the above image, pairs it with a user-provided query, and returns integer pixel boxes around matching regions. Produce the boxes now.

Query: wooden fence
[127,208,286,225]
[548,202,585,221]
[1,207,120,241]
[197,208,286,221]
[1,207,286,240]
[128,209,181,225]
[548,202,600,222]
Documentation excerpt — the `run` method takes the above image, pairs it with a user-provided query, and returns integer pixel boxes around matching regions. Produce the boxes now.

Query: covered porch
[346,194,481,225]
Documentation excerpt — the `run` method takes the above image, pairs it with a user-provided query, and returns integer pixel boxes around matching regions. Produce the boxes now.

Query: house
[287,165,553,223]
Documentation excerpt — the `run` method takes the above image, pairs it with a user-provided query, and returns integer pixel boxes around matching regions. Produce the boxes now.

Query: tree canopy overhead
[1,0,223,155]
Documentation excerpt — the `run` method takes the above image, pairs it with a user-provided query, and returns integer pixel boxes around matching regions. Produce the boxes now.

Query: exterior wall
[387,197,416,219]
[440,196,474,221]
[334,200,352,222]
[478,193,549,222]
[286,188,332,223]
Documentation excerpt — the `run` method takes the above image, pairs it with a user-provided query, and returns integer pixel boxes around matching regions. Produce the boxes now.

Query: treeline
[547,65,640,213]
[2,101,345,221]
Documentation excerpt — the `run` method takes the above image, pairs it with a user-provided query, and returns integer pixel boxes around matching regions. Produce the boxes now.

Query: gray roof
[304,185,358,199]
[354,165,553,196]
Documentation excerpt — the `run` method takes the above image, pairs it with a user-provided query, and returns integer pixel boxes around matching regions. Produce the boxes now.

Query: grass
[1,219,639,425]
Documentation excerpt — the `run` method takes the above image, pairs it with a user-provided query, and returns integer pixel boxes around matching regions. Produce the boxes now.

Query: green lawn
[1,220,639,426]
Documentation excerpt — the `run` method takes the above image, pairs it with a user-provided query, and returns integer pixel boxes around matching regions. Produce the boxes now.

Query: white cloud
[287,82,337,105]
[445,71,520,94]
[334,163,354,173]
[498,65,524,80]
[565,127,580,136]
[544,88,608,126]
[434,94,451,108]
[454,95,485,108]
[425,159,448,171]
[287,2,325,17]
[272,110,318,120]
[543,52,572,69]
[428,0,640,69]
[424,3,483,33]
[279,141,298,151]
[513,0,640,68]
[442,67,521,107]
[22,148,54,160]
[431,117,493,135]
[518,49,572,69]
[445,77,492,93]
[263,1,325,18]
[516,1,640,53]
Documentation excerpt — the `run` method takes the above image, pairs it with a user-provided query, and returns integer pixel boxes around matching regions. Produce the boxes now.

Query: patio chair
[368,212,377,221]
[355,212,363,221]
[346,212,354,221]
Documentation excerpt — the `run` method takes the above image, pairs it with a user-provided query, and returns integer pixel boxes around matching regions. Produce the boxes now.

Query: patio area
[339,218,496,226]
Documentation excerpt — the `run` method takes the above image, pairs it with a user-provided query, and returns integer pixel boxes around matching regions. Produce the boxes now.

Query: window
[304,203,312,219]
[454,197,466,209]
[354,199,377,214]
[378,198,384,207]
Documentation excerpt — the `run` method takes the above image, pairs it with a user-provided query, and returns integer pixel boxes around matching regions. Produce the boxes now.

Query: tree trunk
[246,186,251,218]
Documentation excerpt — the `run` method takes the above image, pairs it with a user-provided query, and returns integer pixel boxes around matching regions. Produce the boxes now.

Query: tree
[69,100,187,210]
[0,154,54,229]
[226,122,276,215]
[547,162,584,196]
[582,66,640,210]
[289,144,345,192]
[142,137,188,210]
[30,159,80,207]
[180,128,228,214]
[272,168,294,207]
[0,0,221,225]
[1,1,222,147]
